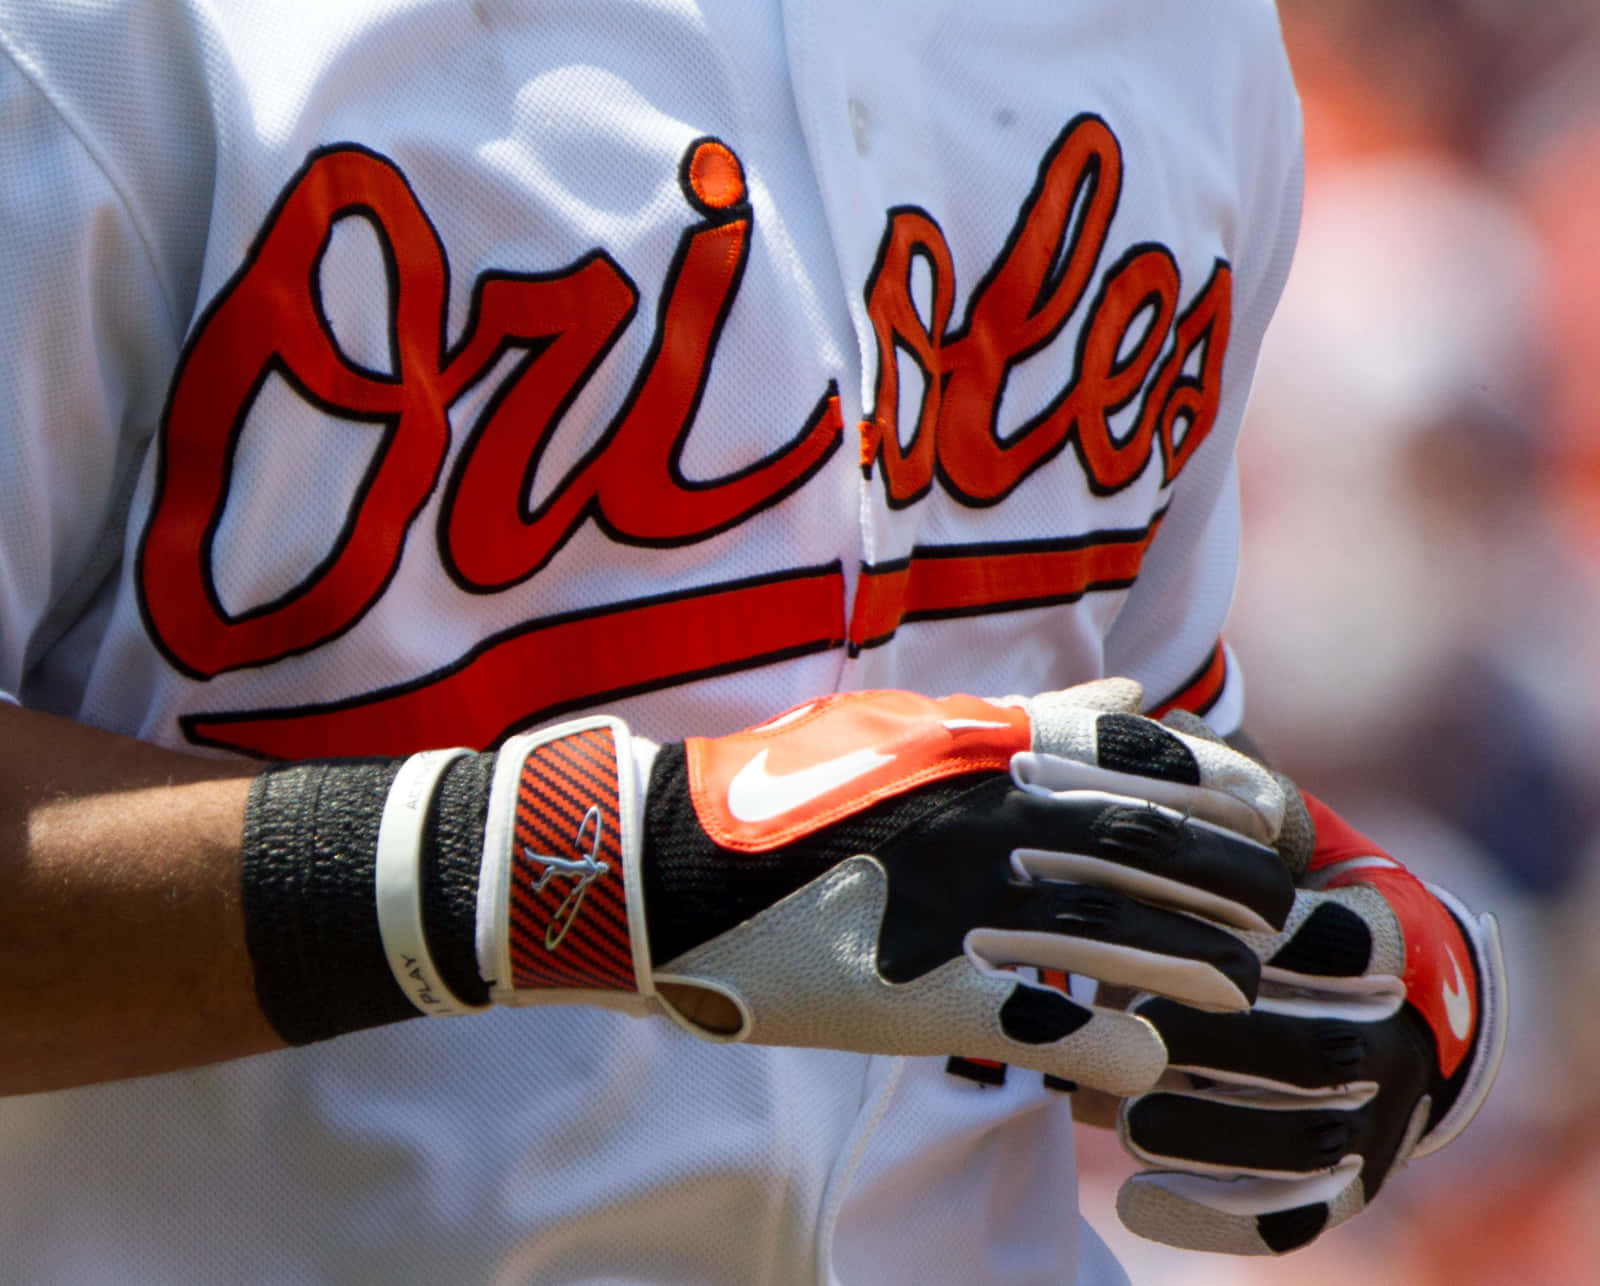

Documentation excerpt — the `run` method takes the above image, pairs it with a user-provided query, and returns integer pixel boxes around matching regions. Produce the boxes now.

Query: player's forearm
[0,683,1307,1105]
[0,704,283,1094]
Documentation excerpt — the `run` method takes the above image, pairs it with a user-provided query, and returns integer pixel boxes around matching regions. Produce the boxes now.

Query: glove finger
[974,979,1169,1095]
[1133,996,1375,1090]
[1018,696,1286,847]
[965,883,1261,1012]
[1249,886,1407,992]
[1159,710,1314,879]
[1001,788,1295,933]
[1116,1164,1365,1255]
[873,783,1291,994]
[1121,1092,1365,1176]
[1046,676,1146,714]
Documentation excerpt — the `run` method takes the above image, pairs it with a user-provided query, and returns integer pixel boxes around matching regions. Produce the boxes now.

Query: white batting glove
[1115,791,1508,1253]
[472,680,1299,1095]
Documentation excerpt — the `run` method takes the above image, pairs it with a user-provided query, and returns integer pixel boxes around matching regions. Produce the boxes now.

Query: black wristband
[242,760,411,1044]
[241,753,494,1046]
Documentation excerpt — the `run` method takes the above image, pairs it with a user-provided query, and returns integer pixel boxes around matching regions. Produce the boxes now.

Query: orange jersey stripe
[1151,641,1227,719]
[848,515,1165,652]
[184,565,847,759]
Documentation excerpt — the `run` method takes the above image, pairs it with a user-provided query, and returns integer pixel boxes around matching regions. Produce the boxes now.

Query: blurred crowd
[1077,2,1600,1281]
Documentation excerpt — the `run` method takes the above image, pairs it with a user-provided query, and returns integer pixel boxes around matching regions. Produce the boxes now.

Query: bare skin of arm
[0,703,285,1096]
[0,703,714,1095]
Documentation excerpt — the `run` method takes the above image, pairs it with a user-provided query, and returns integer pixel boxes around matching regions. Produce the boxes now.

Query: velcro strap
[479,718,646,998]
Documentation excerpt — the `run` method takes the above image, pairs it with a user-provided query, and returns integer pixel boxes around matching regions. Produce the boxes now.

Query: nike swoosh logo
[726,746,896,823]
[1442,950,1472,1041]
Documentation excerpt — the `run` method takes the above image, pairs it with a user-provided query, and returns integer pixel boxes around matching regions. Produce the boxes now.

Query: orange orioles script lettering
[140,122,1232,759]
[138,138,842,678]
[859,113,1231,507]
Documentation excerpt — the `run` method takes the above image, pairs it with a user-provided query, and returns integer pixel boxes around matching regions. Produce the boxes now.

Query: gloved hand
[473,680,1299,1095]
[1115,790,1508,1253]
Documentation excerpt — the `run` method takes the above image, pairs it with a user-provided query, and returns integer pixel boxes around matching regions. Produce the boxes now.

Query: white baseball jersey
[0,1,1302,1281]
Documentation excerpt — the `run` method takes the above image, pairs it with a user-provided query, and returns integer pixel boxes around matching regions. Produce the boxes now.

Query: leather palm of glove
[473,680,1298,1096]
[1114,783,1509,1254]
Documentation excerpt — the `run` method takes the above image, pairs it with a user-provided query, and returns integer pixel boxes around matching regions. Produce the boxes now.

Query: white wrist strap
[374,748,488,1018]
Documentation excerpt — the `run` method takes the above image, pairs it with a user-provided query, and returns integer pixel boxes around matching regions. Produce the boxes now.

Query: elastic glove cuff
[1410,882,1508,1160]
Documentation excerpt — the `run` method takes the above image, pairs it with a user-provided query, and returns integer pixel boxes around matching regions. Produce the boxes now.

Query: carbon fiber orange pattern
[507,726,636,991]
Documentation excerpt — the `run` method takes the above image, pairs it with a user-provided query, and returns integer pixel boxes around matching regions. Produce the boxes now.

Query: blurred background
[1077,1,1600,1281]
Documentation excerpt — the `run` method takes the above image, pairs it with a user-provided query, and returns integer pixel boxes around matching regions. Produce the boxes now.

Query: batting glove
[1115,790,1508,1253]
[468,681,1299,1095]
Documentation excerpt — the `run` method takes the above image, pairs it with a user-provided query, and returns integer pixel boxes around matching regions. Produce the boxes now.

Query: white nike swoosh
[1442,950,1472,1041]
[726,746,896,823]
